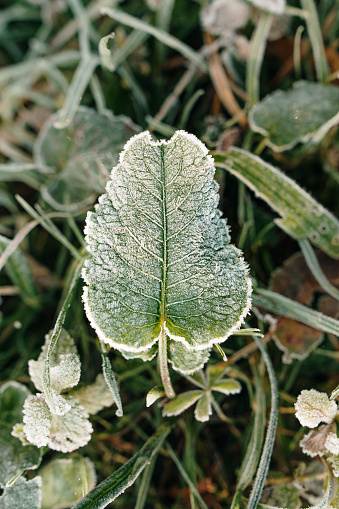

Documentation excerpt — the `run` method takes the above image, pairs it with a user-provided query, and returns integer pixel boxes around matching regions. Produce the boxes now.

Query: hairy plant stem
[158,327,175,399]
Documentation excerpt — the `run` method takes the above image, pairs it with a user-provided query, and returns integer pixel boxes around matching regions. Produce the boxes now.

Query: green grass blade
[253,288,339,336]
[231,371,266,509]
[101,7,207,72]
[73,420,174,509]
[134,453,157,509]
[213,148,339,259]
[300,0,329,82]
[247,336,279,509]
[100,342,123,417]
[299,239,339,301]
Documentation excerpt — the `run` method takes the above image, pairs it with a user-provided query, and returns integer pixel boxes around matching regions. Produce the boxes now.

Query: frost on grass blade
[295,389,337,428]
[82,130,252,364]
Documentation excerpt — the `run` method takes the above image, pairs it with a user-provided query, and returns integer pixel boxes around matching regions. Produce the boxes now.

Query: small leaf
[83,131,252,355]
[121,344,157,362]
[207,364,228,386]
[261,484,301,508]
[146,386,164,407]
[0,476,42,509]
[247,0,285,14]
[40,457,96,509]
[0,381,31,426]
[23,394,93,453]
[0,423,42,487]
[36,107,140,211]
[295,389,337,428]
[299,424,333,457]
[50,353,81,392]
[69,374,114,415]
[28,328,78,393]
[248,81,339,151]
[330,385,339,401]
[162,390,202,417]
[325,432,339,455]
[214,148,339,259]
[100,343,123,417]
[194,393,212,422]
[168,340,211,374]
[211,378,242,395]
[0,234,37,307]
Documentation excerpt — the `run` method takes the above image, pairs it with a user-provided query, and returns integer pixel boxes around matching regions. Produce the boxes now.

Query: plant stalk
[158,327,175,399]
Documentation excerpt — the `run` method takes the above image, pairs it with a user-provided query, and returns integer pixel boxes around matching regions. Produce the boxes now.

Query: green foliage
[1,0,339,506]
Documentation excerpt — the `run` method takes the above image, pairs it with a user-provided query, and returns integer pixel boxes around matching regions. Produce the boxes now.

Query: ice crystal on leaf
[69,374,115,414]
[82,130,252,381]
[325,433,339,455]
[295,389,337,428]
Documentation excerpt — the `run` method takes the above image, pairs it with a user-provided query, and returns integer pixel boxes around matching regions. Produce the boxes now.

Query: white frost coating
[50,354,81,392]
[295,389,338,428]
[325,433,339,455]
[23,394,93,452]
[248,0,285,14]
[328,455,339,478]
[83,130,252,361]
[69,374,114,414]
[211,379,241,395]
[299,424,332,458]
[23,394,52,448]
[194,393,212,422]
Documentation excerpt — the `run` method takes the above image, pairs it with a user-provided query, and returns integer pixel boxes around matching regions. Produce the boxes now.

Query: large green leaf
[83,131,252,357]
[214,148,339,259]
[35,107,140,211]
[248,81,339,151]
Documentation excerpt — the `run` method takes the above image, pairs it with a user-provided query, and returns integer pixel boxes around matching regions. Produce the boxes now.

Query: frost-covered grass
[0,0,339,508]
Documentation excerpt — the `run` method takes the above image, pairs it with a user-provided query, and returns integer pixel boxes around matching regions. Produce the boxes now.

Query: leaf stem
[158,327,175,399]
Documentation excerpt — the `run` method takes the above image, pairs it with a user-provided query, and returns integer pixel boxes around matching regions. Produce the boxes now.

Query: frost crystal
[295,389,337,428]
[23,394,93,452]
[69,374,114,414]
[325,433,339,455]
[328,454,339,478]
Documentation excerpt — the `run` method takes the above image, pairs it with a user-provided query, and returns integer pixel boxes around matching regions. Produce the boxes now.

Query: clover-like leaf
[83,131,252,391]
[248,81,339,151]
[69,374,114,415]
[295,389,338,428]
[0,476,42,509]
[211,378,242,395]
[23,394,93,453]
[194,393,212,422]
[40,457,96,509]
[162,390,203,417]
[35,107,140,211]
[146,386,164,408]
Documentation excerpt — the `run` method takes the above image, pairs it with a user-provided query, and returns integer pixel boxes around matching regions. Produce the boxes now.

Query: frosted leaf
[201,0,250,38]
[48,397,93,453]
[328,455,339,477]
[11,423,31,446]
[40,457,96,509]
[325,433,339,455]
[168,340,211,374]
[248,0,285,14]
[295,389,337,428]
[69,374,114,414]
[0,476,42,509]
[162,390,202,417]
[194,393,212,422]
[121,344,157,362]
[146,386,164,407]
[28,329,78,393]
[299,424,333,457]
[23,394,52,448]
[23,395,93,452]
[211,379,241,395]
[0,381,31,426]
[83,130,252,356]
[50,353,81,393]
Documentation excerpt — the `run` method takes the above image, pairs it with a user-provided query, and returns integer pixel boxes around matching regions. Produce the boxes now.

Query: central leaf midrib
[160,145,167,325]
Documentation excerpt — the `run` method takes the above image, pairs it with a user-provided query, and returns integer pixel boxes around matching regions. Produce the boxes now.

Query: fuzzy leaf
[50,353,81,392]
[299,424,333,457]
[295,389,337,428]
[0,423,42,487]
[0,381,31,426]
[211,378,242,395]
[40,457,96,509]
[248,81,339,151]
[28,328,78,393]
[0,234,37,307]
[23,394,93,453]
[0,476,42,509]
[325,432,339,455]
[70,374,114,415]
[162,390,202,417]
[194,393,212,422]
[146,386,164,407]
[83,131,252,356]
[36,107,140,211]
[214,148,339,259]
